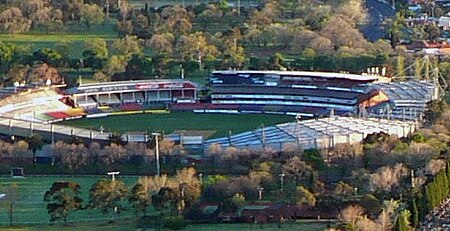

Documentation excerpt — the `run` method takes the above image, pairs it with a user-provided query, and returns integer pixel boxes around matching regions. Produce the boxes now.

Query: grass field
[0,23,118,58]
[0,176,138,225]
[0,176,332,229]
[59,111,294,138]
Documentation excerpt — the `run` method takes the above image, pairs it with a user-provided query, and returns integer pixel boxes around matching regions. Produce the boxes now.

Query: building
[438,16,450,29]
[65,79,199,109]
[207,70,388,117]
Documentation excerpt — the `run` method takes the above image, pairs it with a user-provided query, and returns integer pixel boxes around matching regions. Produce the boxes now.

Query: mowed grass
[0,176,138,225]
[59,111,294,138]
[0,23,118,58]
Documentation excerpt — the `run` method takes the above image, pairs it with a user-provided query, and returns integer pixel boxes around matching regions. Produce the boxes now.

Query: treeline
[0,0,403,85]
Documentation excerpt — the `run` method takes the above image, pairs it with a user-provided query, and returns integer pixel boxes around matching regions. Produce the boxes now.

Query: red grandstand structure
[64,79,199,111]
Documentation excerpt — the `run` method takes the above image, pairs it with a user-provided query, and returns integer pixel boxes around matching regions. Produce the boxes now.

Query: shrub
[163,215,189,230]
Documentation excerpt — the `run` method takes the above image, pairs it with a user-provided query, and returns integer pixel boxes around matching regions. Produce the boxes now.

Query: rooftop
[212,70,378,81]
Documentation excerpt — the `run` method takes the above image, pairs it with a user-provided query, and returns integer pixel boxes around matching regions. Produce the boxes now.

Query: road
[361,0,396,42]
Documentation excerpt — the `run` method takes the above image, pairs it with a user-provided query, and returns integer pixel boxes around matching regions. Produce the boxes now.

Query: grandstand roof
[212,70,378,81]
[204,116,417,151]
[371,80,435,102]
[65,79,199,95]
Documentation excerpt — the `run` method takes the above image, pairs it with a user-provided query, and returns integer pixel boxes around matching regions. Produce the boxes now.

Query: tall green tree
[79,3,104,29]
[44,182,83,224]
[26,134,43,162]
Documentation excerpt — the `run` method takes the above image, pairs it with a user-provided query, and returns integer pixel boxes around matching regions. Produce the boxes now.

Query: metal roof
[212,70,378,81]
[204,116,417,151]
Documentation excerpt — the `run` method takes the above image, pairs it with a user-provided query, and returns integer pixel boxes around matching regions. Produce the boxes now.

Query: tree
[302,148,325,170]
[174,167,201,210]
[133,14,150,38]
[33,48,62,67]
[26,134,44,162]
[118,0,131,23]
[333,181,354,198]
[79,4,104,29]
[44,182,83,224]
[410,198,419,228]
[85,39,108,58]
[50,0,83,22]
[340,205,365,229]
[49,141,88,172]
[396,209,412,231]
[152,186,179,215]
[0,7,31,34]
[5,64,28,85]
[282,156,314,185]
[104,55,127,77]
[360,194,381,218]
[0,42,17,71]
[113,35,143,57]
[369,163,409,194]
[1,184,20,226]
[129,183,150,217]
[125,53,152,78]
[93,71,110,82]
[334,0,367,25]
[296,186,315,206]
[197,4,224,30]
[176,32,220,69]
[222,44,245,68]
[146,33,175,54]
[160,5,192,35]
[89,179,128,219]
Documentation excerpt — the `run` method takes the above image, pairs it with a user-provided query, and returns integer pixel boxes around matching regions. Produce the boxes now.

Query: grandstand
[366,81,437,120]
[65,79,199,110]
[207,70,388,117]
[0,88,71,123]
[205,70,438,121]
[204,116,418,152]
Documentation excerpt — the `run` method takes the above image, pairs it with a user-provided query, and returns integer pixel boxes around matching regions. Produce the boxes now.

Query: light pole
[257,186,264,200]
[107,171,119,222]
[295,114,302,148]
[279,173,285,191]
[179,183,186,213]
[152,132,161,176]
[107,171,120,182]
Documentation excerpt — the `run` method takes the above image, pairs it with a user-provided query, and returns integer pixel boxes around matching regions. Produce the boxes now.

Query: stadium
[0,70,438,149]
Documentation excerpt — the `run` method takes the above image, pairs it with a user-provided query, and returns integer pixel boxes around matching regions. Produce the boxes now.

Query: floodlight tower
[152,132,161,176]
[107,171,120,182]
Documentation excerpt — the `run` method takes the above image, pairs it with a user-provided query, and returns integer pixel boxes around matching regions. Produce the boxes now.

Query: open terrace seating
[46,111,72,120]
[120,103,142,111]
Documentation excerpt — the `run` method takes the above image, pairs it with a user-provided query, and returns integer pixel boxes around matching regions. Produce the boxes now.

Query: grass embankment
[59,111,294,138]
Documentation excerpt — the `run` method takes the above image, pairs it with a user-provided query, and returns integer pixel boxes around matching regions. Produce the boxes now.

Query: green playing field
[59,111,295,138]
